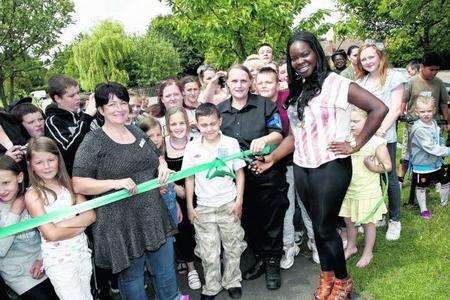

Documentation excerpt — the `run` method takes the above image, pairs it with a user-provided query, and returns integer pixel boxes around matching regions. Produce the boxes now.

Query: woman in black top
[217,64,288,291]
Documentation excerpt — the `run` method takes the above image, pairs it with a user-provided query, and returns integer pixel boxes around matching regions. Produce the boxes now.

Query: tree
[0,0,74,106]
[70,21,133,91]
[127,32,181,87]
[165,0,313,68]
[336,0,450,67]
[150,15,204,76]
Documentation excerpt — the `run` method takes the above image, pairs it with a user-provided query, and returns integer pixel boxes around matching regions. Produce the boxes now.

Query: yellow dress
[339,136,388,224]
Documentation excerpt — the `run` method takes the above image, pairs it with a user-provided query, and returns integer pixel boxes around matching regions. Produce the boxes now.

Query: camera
[218,76,226,88]
[19,144,28,156]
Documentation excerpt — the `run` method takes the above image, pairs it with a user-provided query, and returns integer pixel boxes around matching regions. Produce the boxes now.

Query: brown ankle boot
[327,276,353,300]
[314,271,335,300]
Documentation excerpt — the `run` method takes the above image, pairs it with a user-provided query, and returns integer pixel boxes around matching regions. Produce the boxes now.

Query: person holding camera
[197,65,229,105]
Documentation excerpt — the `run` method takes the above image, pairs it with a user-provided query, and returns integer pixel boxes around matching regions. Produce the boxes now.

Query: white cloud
[60,0,171,44]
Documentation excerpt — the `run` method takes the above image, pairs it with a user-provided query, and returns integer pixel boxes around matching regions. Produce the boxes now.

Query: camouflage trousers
[193,201,247,296]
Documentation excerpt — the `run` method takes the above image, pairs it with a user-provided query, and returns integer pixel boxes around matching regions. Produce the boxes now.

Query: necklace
[169,136,188,150]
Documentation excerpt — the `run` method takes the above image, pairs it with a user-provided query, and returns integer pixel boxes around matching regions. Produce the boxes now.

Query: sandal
[177,262,188,274]
[314,271,335,300]
[187,270,201,290]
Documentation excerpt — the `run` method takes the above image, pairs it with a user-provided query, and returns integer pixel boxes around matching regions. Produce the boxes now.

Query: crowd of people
[0,30,449,300]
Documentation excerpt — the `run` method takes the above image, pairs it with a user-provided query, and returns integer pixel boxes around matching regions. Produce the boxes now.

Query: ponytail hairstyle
[285,31,331,121]
[26,137,74,205]
[0,155,26,198]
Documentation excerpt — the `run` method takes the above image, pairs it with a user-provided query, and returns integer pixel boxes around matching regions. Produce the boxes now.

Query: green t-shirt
[340,65,355,80]
[406,75,450,116]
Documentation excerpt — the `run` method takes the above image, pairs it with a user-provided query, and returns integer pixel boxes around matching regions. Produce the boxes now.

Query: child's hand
[159,185,168,195]
[29,259,44,279]
[187,207,198,224]
[10,196,25,215]
[229,201,242,221]
[176,202,183,223]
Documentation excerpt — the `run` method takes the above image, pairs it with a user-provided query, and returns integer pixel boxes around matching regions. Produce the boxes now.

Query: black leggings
[20,278,58,300]
[293,158,352,279]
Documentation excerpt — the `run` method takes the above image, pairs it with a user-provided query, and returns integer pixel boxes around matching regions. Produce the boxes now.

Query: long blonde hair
[26,137,74,205]
[355,44,389,87]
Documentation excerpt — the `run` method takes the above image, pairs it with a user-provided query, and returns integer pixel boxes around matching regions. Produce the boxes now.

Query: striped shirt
[288,72,352,168]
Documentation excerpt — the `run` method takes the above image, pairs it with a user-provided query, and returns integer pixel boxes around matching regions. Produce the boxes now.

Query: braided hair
[285,31,331,121]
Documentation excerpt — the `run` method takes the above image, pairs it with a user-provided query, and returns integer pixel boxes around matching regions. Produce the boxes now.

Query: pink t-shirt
[288,72,353,168]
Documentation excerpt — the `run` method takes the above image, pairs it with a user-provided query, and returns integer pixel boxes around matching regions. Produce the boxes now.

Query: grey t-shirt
[73,125,175,274]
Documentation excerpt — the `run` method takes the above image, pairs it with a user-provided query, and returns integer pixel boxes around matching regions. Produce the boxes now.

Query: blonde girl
[165,107,201,290]
[24,137,95,300]
[339,107,391,268]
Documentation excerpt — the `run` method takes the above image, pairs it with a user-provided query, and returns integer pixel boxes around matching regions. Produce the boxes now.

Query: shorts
[412,165,450,188]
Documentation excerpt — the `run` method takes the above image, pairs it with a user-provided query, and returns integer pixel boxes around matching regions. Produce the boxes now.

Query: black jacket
[44,104,94,176]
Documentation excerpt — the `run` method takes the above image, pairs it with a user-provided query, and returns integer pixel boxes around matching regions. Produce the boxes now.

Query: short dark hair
[195,103,221,120]
[347,45,359,56]
[0,155,26,197]
[331,49,347,61]
[421,52,442,67]
[47,75,78,101]
[180,75,200,91]
[259,43,273,50]
[94,82,130,108]
[10,103,44,123]
[257,66,278,79]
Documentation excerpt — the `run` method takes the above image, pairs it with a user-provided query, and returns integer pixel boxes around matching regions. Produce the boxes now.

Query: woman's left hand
[250,137,266,154]
[328,141,355,155]
[29,260,44,279]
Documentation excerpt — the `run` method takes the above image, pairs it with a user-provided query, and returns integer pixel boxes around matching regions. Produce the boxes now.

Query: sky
[60,0,339,44]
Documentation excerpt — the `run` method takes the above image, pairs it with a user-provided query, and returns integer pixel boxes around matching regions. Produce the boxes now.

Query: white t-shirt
[288,72,353,168]
[357,69,407,143]
[181,133,246,207]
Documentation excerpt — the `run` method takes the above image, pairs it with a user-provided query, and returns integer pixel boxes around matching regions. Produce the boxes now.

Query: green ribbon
[0,144,277,239]
[354,165,389,227]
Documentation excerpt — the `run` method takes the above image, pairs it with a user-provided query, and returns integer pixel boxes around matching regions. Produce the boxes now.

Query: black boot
[265,257,281,290]
[243,255,265,280]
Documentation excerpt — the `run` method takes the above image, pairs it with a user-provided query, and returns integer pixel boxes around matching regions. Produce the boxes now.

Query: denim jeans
[386,142,401,221]
[118,239,179,300]
[283,165,314,245]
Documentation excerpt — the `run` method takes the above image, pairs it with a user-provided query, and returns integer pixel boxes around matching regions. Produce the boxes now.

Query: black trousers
[293,158,352,279]
[174,197,197,263]
[20,278,58,300]
[242,166,289,259]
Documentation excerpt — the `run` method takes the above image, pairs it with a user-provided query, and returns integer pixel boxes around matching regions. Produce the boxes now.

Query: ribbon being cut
[0,144,278,239]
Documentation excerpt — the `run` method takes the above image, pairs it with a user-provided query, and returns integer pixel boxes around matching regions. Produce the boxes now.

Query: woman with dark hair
[217,64,288,291]
[341,45,359,80]
[180,75,201,135]
[251,31,388,300]
[72,82,179,300]
[154,78,184,132]
[331,49,348,74]
[197,65,229,105]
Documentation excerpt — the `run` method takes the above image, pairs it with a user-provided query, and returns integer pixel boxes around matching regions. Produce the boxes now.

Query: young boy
[10,103,45,138]
[410,96,450,219]
[45,75,96,175]
[182,103,246,300]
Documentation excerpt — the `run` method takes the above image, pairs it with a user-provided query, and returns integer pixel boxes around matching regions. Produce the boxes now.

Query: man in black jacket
[45,75,97,176]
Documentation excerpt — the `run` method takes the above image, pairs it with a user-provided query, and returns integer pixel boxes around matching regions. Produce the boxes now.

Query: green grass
[348,123,450,300]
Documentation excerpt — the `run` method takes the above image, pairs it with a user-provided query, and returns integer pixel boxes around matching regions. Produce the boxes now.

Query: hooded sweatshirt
[409,119,450,173]
[44,104,93,175]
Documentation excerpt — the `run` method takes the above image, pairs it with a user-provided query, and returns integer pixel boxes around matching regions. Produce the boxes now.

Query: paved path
[176,247,365,300]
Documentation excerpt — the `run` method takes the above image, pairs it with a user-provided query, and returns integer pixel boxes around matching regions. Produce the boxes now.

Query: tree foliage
[0,0,74,106]
[70,21,132,91]
[166,0,312,68]
[128,32,181,87]
[150,15,203,76]
[336,0,450,67]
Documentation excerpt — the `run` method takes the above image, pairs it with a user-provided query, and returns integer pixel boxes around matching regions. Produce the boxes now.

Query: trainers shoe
[376,215,386,227]
[294,230,304,245]
[307,239,320,264]
[386,220,401,241]
[420,210,431,220]
[441,198,448,207]
[187,270,201,290]
[280,244,300,269]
